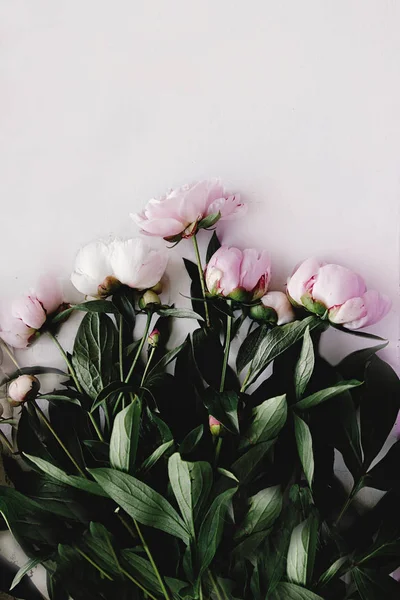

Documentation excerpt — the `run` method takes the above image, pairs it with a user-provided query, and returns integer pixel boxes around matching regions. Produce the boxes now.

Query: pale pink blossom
[205,246,271,301]
[131,180,246,239]
[260,291,295,325]
[0,277,64,349]
[287,258,391,330]
[8,375,40,406]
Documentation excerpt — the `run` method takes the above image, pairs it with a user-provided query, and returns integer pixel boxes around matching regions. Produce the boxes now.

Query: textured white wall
[0,1,399,595]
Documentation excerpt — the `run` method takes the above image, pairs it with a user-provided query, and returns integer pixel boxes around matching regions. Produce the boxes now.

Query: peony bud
[209,415,221,437]
[287,258,391,330]
[250,291,296,326]
[139,290,161,310]
[148,328,160,348]
[8,375,40,406]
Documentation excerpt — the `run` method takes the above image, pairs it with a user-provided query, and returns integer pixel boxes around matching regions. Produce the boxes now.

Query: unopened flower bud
[148,328,160,348]
[250,303,277,324]
[8,375,40,406]
[209,415,221,437]
[98,276,121,299]
[139,290,161,310]
[250,292,295,326]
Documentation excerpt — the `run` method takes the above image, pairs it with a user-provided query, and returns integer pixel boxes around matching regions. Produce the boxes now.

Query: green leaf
[295,380,362,411]
[317,556,348,587]
[232,441,275,485]
[0,366,67,387]
[140,440,174,474]
[206,231,221,262]
[197,486,237,575]
[360,355,400,469]
[109,399,141,473]
[338,342,388,380]
[23,454,107,497]
[39,391,81,406]
[146,339,187,382]
[240,394,287,449]
[294,327,314,399]
[190,461,213,523]
[203,389,239,434]
[235,486,282,540]
[89,467,190,544]
[272,582,324,600]
[83,522,121,576]
[236,324,268,374]
[71,313,117,399]
[286,515,319,585]
[51,300,118,324]
[10,557,41,590]
[247,317,321,387]
[352,567,400,599]
[120,549,162,595]
[90,381,137,411]
[293,414,314,489]
[197,211,221,229]
[157,307,204,320]
[365,440,400,490]
[168,452,195,537]
[180,425,204,456]
[112,287,136,327]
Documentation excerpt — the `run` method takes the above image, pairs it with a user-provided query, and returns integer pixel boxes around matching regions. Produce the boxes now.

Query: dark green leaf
[352,567,400,599]
[286,514,319,585]
[317,556,348,588]
[365,440,400,491]
[294,327,314,399]
[0,366,67,387]
[109,399,141,473]
[206,231,221,263]
[203,389,239,434]
[140,440,174,473]
[84,522,120,576]
[112,287,136,327]
[90,381,136,412]
[197,486,237,575]
[146,339,187,382]
[10,558,41,591]
[293,414,314,489]
[232,441,275,485]
[71,313,117,399]
[23,454,107,497]
[179,425,204,456]
[235,486,282,540]
[236,325,268,374]
[89,467,190,544]
[51,300,118,324]
[39,391,81,406]
[190,461,213,523]
[295,380,362,411]
[157,307,204,320]
[246,317,321,387]
[197,211,221,230]
[338,342,388,380]
[272,582,324,600]
[240,394,287,449]
[168,452,195,537]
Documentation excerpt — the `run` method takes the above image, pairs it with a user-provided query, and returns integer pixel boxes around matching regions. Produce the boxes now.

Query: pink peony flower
[131,180,246,239]
[287,258,391,330]
[250,291,295,325]
[8,374,40,406]
[0,276,64,349]
[205,246,271,302]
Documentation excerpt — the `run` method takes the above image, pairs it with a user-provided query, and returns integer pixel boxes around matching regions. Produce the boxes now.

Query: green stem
[0,430,13,454]
[141,346,156,387]
[33,400,87,478]
[208,570,224,600]
[133,519,171,600]
[119,567,158,600]
[119,314,124,381]
[240,368,251,393]
[88,412,104,442]
[192,235,210,328]
[220,307,232,393]
[48,332,83,394]
[214,437,223,468]
[0,341,20,370]
[334,477,365,527]
[75,547,113,581]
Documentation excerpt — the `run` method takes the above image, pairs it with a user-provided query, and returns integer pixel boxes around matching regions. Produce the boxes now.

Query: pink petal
[312,264,366,308]
[328,296,367,325]
[177,181,211,223]
[131,215,186,237]
[344,289,391,330]
[206,246,242,296]
[261,291,295,325]
[287,258,324,305]
[240,249,271,293]
[11,295,46,329]
[34,275,63,315]
[207,194,247,220]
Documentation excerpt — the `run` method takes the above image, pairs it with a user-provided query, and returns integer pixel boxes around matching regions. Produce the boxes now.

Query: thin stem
[240,367,251,393]
[199,584,204,600]
[117,511,137,540]
[192,235,210,328]
[75,547,113,581]
[88,412,104,442]
[0,429,14,454]
[220,307,232,393]
[48,332,83,394]
[334,477,365,527]
[214,437,223,468]
[0,341,20,370]
[125,313,152,384]
[133,519,171,600]
[33,400,87,478]
[119,567,158,600]
[208,570,224,600]
[119,314,124,381]
[141,347,156,387]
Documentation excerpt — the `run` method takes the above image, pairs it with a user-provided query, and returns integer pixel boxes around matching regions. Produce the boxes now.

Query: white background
[0,1,399,596]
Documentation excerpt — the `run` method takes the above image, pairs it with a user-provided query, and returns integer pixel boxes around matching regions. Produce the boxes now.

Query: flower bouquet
[0,180,398,600]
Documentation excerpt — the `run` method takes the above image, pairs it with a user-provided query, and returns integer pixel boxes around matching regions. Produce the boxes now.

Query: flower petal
[343,289,391,330]
[312,264,366,308]
[12,295,46,329]
[261,291,295,325]
[35,275,63,315]
[287,258,323,305]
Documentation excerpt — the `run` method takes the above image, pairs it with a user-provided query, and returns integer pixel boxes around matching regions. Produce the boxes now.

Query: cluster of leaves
[0,233,399,600]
